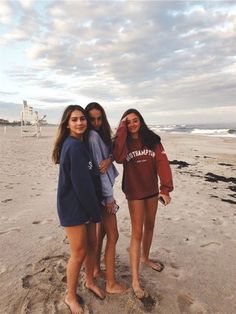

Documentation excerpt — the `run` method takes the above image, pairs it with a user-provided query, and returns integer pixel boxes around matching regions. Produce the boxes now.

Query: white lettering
[126,149,155,162]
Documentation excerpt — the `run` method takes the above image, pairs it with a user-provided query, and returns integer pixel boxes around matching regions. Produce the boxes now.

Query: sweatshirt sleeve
[155,143,174,196]
[113,120,128,163]
[69,142,100,214]
[88,133,114,203]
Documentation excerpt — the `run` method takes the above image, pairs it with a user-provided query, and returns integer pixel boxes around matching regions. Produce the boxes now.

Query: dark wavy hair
[85,102,112,147]
[120,108,161,150]
[52,105,89,164]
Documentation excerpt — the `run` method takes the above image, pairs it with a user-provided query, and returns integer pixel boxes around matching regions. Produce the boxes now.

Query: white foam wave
[191,128,235,137]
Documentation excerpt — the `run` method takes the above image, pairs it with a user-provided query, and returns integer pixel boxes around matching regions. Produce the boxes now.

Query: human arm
[155,143,174,204]
[112,119,128,163]
[104,200,116,214]
[88,132,115,204]
[99,156,112,174]
[158,193,171,206]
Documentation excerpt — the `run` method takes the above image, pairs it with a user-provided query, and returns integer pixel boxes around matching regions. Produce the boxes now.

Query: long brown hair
[85,102,112,147]
[120,108,161,150]
[52,105,88,164]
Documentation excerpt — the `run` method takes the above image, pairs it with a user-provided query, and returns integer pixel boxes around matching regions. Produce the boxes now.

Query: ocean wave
[150,124,236,137]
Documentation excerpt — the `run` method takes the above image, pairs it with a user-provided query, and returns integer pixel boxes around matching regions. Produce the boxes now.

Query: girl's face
[88,109,102,131]
[68,110,87,139]
[126,113,141,137]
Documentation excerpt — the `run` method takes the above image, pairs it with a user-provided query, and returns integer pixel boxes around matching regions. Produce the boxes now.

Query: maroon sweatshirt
[113,121,173,200]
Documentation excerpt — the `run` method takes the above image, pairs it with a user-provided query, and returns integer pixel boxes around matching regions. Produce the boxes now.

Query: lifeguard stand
[20,100,46,138]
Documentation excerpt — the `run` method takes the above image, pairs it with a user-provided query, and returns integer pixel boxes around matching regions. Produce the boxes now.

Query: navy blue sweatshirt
[57,136,101,227]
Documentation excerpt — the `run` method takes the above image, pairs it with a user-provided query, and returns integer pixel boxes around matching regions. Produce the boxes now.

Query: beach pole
[3,125,7,135]
[21,111,23,137]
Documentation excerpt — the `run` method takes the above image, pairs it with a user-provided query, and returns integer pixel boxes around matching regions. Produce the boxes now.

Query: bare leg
[141,197,163,271]
[102,210,126,293]
[94,222,106,278]
[64,225,87,314]
[84,223,106,300]
[128,199,146,298]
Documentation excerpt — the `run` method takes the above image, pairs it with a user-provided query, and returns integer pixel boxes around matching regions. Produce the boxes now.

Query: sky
[0,0,236,126]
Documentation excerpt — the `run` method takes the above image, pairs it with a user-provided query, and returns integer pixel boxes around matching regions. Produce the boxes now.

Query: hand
[158,194,171,206]
[99,158,112,174]
[105,201,116,214]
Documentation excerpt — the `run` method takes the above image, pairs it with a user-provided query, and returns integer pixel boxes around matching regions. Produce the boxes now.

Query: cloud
[0,90,18,96]
[0,1,13,24]
[0,101,21,120]
[18,0,36,10]
[1,1,236,124]
[37,97,73,104]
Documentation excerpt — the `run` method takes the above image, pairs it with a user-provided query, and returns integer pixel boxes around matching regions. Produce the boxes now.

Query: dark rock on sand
[204,173,236,184]
[228,186,236,192]
[218,163,233,167]
[221,198,236,205]
[169,160,190,168]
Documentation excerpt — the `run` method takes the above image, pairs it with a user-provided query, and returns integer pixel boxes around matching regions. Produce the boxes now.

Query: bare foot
[85,282,106,300]
[64,295,83,314]
[93,269,106,279]
[132,285,147,299]
[142,258,164,272]
[106,282,127,294]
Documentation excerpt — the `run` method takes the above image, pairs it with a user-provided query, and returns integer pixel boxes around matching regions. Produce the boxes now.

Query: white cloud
[18,0,36,10]
[0,1,13,24]
[1,1,236,124]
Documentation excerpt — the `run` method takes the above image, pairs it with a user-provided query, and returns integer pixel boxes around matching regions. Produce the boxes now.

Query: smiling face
[88,108,102,131]
[68,109,87,139]
[126,113,141,138]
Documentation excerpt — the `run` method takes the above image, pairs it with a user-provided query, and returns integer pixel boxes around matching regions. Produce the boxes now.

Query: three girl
[53,105,173,310]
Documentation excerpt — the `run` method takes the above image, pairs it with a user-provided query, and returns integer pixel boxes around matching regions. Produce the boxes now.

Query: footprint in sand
[177,294,207,313]
[0,216,9,222]
[200,241,221,248]
[166,263,184,279]
[161,247,172,254]
[39,236,55,242]
[212,218,223,225]
[18,254,82,314]
[4,185,13,190]
[0,262,7,275]
[32,219,53,225]
[1,198,13,203]
[0,227,21,235]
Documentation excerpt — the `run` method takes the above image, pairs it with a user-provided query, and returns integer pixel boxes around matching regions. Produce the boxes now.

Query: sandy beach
[0,126,235,314]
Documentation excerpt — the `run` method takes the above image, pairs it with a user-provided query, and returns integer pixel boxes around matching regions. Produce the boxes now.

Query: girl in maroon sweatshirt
[113,109,173,299]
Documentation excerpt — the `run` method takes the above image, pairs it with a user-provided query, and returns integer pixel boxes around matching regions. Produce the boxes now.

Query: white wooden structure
[20,100,46,138]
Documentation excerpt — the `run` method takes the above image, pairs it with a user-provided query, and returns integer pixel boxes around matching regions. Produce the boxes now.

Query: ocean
[150,123,236,138]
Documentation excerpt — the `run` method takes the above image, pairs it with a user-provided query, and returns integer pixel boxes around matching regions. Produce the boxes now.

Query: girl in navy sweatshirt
[52,105,105,313]
[113,108,173,299]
